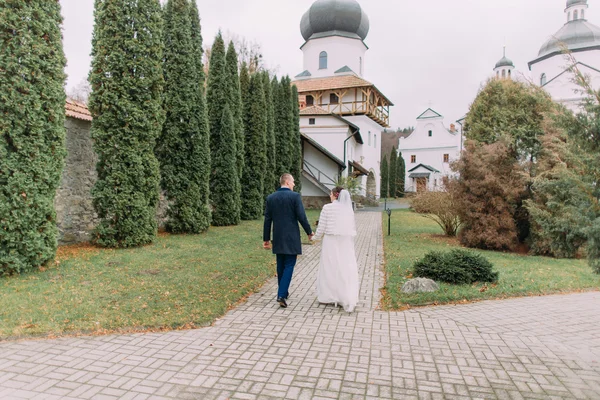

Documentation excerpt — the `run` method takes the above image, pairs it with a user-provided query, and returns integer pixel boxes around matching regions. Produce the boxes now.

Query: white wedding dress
[313,190,359,312]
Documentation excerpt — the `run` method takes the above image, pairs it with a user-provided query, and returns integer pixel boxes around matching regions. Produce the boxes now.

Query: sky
[59,0,595,130]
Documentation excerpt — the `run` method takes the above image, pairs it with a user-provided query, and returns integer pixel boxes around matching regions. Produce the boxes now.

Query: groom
[263,173,313,308]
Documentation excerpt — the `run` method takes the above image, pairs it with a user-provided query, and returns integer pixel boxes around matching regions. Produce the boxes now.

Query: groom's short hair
[280,173,293,185]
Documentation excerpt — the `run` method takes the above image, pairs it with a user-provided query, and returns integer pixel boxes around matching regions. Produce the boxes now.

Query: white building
[398,108,462,193]
[293,0,393,206]
[494,48,515,80]
[529,0,600,111]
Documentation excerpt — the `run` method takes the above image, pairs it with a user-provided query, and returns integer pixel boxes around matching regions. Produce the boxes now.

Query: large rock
[401,278,439,293]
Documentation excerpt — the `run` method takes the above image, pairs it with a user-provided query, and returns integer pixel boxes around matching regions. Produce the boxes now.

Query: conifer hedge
[225,42,244,181]
[263,71,277,198]
[397,151,405,197]
[389,147,397,198]
[274,77,292,177]
[240,74,267,220]
[157,0,210,234]
[380,156,389,198]
[0,0,67,274]
[290,84,303,192]
[88,0,164,248]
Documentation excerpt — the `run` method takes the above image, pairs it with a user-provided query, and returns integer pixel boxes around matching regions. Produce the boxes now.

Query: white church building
[529,0,600,111]
[398,109,462,193]
[292,0,392,207]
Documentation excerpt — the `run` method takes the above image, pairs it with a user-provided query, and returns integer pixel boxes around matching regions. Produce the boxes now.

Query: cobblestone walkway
[0,212,599,399]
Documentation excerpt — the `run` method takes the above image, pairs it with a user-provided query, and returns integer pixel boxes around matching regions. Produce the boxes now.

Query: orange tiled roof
[65,99,92,122]
[299,106,331,115]
[293,75,374,93]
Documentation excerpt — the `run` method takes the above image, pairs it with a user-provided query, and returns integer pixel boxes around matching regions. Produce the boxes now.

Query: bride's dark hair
[331,186,344,200]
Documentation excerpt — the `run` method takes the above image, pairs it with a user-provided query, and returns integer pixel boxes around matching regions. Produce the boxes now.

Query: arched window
[319,51,328,69]
[306,95,314,106]
[574,10,579,20]
[502,69,506,78]
[540,73,547,86]
[582,10,585,19]
[496,71,499,77]
[359,57,363,75]
[508,69,512,78]
[568,11,571,21]
[368,131,372,146]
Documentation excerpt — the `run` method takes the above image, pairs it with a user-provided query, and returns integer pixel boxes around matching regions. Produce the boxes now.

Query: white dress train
[313,192,359,312]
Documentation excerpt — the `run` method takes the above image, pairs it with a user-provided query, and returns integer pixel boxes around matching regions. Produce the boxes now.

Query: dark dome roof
[495,56,514,69]
[538,19,600,57]
[567,0,587,7]
[300,0,370,42]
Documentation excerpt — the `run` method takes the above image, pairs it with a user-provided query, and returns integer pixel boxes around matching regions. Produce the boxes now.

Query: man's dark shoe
[277,297,288,308]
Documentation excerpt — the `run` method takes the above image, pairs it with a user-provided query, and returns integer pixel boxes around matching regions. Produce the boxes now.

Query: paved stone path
[0,212,599,399]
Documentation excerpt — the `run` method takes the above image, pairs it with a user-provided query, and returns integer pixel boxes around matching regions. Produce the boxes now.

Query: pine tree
[225,41,244,181]
[88,0,164,248]
[380,156,389,198]
[263,71,277,198]
[389,147,398,198]
[207,32,240,225]
[241,74,268,220]
[0,0,67,274]
[188,0,211,226]
[397,151,406,197]
[290,84,303,192]
[157,0,210,234]
[212,105,241,225]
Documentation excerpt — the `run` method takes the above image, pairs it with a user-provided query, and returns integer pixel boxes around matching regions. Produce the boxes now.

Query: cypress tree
[241,74,268,220]
[207,32,240,225]
[272,77,287,178]
[157,0,210,234]
[389,147,398,198]
[212,105,240,225]
[188,0,211,227]
[225,41,244,180]
[263,71,277,198]
[276,77,293,175]
[88,0,164,248]
[380,156,389,198]
[397,151,406,197]
[239,62,251,133]
[0,0,67,274]
[290,84,303,192]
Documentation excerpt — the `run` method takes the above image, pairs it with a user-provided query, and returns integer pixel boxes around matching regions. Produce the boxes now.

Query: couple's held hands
[263,241,271,250]
[308,233,315,241]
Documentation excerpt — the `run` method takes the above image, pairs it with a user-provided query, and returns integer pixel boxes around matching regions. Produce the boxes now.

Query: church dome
[495,56,514,69]
[567,0,587,8]
[300,0,370,42]
[538,19,600,57]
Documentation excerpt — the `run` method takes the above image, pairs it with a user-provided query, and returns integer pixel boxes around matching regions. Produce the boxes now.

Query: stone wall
[55,117,98,244]
[302,196,329,210]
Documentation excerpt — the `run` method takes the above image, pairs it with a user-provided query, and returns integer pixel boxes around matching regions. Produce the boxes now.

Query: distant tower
[494,46,515,80]
[297,0,370,79]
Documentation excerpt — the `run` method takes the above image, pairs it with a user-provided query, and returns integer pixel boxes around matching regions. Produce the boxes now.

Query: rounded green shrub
[413,249,498,285]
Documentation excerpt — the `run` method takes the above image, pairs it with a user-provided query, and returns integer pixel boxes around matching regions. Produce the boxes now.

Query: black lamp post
[386,208,392,236]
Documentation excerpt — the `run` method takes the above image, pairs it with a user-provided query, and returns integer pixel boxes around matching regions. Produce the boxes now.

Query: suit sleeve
[263,198,272,241]
[295,194,313,236]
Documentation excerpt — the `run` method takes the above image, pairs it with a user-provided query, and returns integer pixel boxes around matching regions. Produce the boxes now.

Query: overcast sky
[60,0,593,130]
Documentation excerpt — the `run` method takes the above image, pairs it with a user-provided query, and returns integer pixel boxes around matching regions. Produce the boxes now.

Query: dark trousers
[276,254,297,299]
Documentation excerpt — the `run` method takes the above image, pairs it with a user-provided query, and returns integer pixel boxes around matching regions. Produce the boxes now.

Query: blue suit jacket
[263,188,312,255]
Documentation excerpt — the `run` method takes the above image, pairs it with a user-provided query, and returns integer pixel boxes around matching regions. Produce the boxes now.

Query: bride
[312,186,359,312]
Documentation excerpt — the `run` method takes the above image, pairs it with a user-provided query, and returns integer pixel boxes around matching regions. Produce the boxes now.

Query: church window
[330,93,339,104]
[411,155,416,163]
[568,11,571,21]
[368,131,372,146]
[306,95,314,106]
[428,130,432,137]
[359,57,363,75]
[582,10,585,19]
[502,69,506,78]
[374,134,377,148]
[574,10,579,20]
[496,71,499,77]
[319,51,328,69]
[443,154,449,163]
[309,118,316,125]
[540,73,547,86]
[508,69,511,78]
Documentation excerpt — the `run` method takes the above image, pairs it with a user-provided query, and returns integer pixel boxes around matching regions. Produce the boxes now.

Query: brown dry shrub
[448,140,528,251]
[412,190,461,236]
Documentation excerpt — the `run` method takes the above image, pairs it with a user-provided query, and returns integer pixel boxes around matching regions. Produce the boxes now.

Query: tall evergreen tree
[241,74,268,220]
[0,0,67,274]
[397,151,406,197]
[380,156,389,198]
[263,71,277,198]
[225,41,244,180]
[207,32,240,224]
[157,0,210,233]
[212,105,241,225]
[272,77,287,178]
[277,77,293,174]
[290,84,303,192]
[188,0,211,226]
[88,0,164,248]
[239,62,251,133]
[389,147,398,198]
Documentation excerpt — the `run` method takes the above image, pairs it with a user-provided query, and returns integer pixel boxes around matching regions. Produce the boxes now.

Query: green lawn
[0,211,320,340]
[382,209,600,309]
